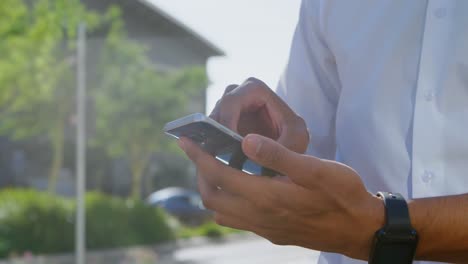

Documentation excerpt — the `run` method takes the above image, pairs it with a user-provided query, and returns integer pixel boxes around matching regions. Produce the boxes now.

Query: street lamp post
[75,22,87,264]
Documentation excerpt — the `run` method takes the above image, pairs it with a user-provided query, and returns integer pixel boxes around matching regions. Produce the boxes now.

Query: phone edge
[163,113,244,142]
[163,113,206,132]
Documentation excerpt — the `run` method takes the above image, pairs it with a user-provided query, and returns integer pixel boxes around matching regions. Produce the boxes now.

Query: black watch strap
[376,192,413,232]
[369,192,418,264]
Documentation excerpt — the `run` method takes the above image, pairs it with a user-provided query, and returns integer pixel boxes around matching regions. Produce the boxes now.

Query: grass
[176,221,242,239]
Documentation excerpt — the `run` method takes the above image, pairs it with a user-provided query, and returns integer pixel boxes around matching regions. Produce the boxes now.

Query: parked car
[146,187,212,226]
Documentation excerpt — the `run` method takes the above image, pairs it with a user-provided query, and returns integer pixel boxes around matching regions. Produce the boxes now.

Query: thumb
[242,134,322,181]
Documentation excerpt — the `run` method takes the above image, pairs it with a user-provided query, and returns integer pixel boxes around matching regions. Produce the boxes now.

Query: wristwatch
[368,192,418,264]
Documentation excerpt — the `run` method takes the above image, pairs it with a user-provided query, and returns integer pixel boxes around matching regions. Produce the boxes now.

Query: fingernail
[178,139,186,152]
[244,134,262,156]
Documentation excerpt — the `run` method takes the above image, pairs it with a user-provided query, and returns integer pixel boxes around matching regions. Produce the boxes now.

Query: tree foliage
[94,8,207,198]
[0,0,208,198]
[0,0,100,193]
[0,0,100,136]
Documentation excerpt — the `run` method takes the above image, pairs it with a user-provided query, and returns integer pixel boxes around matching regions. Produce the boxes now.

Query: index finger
[214,78,276,132]
[209,84,239,121]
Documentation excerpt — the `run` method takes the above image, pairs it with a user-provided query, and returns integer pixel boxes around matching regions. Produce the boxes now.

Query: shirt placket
[411,0,453,198]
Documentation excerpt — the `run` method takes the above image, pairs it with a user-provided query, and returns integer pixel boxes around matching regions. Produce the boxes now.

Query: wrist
[407,198,430,259]
[368,192,419,263]
[407,195,468,262]
[345,194,385,260]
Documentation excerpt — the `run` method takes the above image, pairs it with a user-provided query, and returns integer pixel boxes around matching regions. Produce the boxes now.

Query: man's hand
[178,133,384,260]
[211,77,309,153]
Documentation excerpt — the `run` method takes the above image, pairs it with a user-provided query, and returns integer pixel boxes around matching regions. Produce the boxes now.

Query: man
[178,0,468,263]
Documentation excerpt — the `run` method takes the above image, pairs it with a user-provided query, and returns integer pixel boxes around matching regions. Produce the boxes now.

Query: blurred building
[84,0,223,111]
[0,0,223,195]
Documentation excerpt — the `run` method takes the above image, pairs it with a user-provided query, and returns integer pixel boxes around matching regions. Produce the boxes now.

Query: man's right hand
[210,77,309,154]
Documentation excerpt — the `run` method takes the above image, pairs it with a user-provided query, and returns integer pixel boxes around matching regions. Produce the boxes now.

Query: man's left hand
[178,134,384,260]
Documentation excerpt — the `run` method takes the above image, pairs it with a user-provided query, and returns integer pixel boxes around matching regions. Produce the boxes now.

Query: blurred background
[0,0,319,263]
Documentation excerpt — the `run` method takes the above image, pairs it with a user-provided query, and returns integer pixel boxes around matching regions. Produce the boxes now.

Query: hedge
[0,189,174,258]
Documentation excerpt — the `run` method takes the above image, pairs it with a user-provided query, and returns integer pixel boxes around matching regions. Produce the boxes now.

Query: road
[158,234,320,264]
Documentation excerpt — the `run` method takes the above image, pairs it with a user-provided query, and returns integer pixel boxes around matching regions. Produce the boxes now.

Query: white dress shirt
[277,0,468,263]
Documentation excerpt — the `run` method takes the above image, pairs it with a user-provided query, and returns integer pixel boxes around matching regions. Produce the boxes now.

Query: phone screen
[166,121,265,175]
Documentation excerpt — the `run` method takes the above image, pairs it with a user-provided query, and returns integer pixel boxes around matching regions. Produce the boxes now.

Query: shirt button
[434,8,447,18]
[421,170,435,183]
[424,90,435,101]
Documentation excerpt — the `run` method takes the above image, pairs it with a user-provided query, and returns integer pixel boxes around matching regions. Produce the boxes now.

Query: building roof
[137,0,224,57]
[83,0,224,59]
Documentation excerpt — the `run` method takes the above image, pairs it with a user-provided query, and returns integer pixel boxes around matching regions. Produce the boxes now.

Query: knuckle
[203,199,215,210]
[211,99,222,112]
[245,76,260,83]
[270,237,288,246]
[224,84,238,94]
[201,192,216,210]
[198,183,210,200]
[244,77,268,91]
[295,115,307,129]
[220,92,238,105]
[209,100,222,121]
[256,230,287,246]
[294,116,310,146]
[214,213,225,226]
[215,97,238,126]
[214,98,222,107]
[245,77,264,86]
[286,115,306,132]
[252,228,267,238]
[208,112,219,121]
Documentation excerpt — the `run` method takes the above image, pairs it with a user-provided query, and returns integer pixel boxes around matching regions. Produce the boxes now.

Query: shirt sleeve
[276,0,341,160]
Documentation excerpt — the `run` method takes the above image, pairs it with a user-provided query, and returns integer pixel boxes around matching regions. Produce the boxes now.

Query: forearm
[408,193,468,262]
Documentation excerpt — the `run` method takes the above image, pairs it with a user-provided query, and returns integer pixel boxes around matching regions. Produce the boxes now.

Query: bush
[85,192,173,249]
[176,221,240,239]
[0,189,74,257]
[0,189,174,258]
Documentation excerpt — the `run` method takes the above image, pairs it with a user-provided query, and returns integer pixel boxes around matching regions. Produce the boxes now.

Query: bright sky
[149,0,302,113]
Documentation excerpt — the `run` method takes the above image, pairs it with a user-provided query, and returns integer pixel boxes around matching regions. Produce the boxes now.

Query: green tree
[94,11,207,199]
[0,0,99,193]
[0,1,207,198]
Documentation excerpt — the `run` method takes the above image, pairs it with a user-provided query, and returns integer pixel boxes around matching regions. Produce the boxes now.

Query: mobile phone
[163,113,277,176]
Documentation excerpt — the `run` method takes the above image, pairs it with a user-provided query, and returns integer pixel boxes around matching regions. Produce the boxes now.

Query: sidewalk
[0,233,319,264]
[159,233,320,264]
